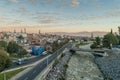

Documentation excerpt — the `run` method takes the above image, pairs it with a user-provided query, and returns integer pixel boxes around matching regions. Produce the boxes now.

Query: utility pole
[47,56,48,67]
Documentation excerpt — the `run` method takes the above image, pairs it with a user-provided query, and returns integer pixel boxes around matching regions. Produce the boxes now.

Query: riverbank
[95,50,120,80]
[65,51,104,80]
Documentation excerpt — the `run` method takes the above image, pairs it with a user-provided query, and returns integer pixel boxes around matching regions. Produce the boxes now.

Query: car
[16,58,28,65]
[42,51,48,55]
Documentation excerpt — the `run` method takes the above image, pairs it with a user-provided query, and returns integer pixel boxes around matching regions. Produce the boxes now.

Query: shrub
[90,42,97,49]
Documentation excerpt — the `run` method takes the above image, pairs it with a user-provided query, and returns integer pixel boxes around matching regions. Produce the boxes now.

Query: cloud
[19,7,28,13]
[29,0,37,4]
[72,0,79,6]
[0,15,9,20]
[29,0,45,6]
[11,7,29,16]
[12,20,22,24]
[46,0,52,4]
[12,0,18,3]
[36,11,60,15]
[0,7,3,10]
[108,11,120,17]
[7,19,23,26]
[40,19,56,24]
[33,15,58,24]
[80,10,120,21]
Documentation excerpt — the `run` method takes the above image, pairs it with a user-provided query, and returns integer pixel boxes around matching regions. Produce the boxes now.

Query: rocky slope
[66,51,104,80]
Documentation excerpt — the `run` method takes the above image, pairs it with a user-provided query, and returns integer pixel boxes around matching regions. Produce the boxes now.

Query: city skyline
[0,0,120,32]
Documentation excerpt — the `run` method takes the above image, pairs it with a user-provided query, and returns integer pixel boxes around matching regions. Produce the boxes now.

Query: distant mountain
[53,31,108,37]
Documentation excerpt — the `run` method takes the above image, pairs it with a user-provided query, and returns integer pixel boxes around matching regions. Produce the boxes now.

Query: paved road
[17,43,72,80]
[79,43,91,49]
[6,54,49,71]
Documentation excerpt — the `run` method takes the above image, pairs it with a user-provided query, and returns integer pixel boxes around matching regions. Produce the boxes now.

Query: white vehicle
[42,51,48,55]
[16,58,28,65]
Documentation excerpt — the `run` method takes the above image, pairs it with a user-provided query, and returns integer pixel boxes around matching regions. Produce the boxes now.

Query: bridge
[70,48,108,57]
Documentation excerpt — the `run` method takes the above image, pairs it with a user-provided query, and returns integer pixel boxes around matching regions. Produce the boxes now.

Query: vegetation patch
[61,53,65,58]
[0,68,26,80]
[0,49,12,72]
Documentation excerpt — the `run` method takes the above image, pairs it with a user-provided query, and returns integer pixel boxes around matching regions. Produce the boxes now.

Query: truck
[32,47,45,55]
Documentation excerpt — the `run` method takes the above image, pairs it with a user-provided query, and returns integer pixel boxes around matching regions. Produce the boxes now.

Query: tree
[90,42,97,49]
[0,41,7,50]
[7,42,19,54]
[103,33,119,48]
[95,37,101,45]
[17,35,24,40]
[7,42,28,56]
[17,46,28,56]
[111,29,113,34]
[117,27,120,44]
[118,26,120,35]
[90,37,101,49]
[0,49,12,72]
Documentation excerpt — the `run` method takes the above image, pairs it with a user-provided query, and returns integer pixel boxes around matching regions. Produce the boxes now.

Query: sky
[0,0,120,33]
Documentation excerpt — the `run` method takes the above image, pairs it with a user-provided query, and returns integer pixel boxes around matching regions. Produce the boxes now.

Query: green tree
[95,37,101,45]
[17,35,24,40]
[0,41,7,50]
[7,42,27,56]
[103,33,119,48]
[111,29,113,34]
[7,42,19,54]
[18,46,28,56]
[117,27,120,44]
[0,49,12,72]
[118,26,120,35]
[90,42,97,49]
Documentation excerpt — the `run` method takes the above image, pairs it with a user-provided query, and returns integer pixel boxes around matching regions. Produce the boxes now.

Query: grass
[0,68,26,80]
[10,54,31,59]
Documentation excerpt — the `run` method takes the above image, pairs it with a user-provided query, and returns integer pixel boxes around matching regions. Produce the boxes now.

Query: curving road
[5,54,49,71]
[17,43,72,80]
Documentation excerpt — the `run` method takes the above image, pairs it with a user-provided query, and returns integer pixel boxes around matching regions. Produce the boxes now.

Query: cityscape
[0,0,120,80]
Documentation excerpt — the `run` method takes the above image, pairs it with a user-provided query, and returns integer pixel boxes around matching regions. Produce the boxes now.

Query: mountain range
[53,31,108,37]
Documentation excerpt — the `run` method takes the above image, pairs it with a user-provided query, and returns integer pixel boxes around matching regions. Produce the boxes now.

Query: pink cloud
[12,0,17,3]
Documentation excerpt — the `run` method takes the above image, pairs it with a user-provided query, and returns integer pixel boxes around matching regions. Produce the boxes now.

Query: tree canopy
[0,41,7,50]
[95,37,101,45]
[7,42,27,55]
[0,49,12,72]
[7,42,19,54]
[17,35,24,40]
[103,33,119,48]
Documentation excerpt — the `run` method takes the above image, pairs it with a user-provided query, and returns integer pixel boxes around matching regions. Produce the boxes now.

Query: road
[5,54,49,71]
[17,43,72,80]
[79,43,91,49]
